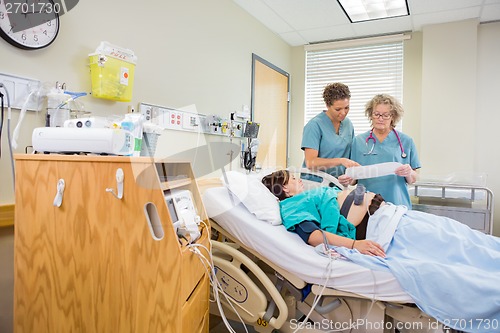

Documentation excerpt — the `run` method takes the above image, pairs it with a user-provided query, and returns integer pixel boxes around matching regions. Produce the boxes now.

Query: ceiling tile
[481,3,500,21]
[409,0,484,15]
[300,24,357,44]
[412,7,482,30]
[278,31,310,46]
[263,0,349,30]
[232,0,294,33]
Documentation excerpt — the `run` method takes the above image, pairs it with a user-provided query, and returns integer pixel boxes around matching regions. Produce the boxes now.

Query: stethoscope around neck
[365,128,407,158]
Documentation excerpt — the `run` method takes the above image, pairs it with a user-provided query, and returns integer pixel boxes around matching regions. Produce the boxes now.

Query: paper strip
[345,162,402,179]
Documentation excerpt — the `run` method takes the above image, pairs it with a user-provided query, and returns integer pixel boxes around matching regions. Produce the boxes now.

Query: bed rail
[211,240,289,331]
[408,182,494,234]
[298,168,343,190]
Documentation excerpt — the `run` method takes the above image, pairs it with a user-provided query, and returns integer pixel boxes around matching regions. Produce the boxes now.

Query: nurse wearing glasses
[349,94,421,208]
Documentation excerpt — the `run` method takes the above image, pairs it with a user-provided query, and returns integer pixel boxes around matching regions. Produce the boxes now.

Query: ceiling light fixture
[337,0,410,23]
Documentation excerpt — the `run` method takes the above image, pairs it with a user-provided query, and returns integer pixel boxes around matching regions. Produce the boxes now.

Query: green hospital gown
[279,187,356,239]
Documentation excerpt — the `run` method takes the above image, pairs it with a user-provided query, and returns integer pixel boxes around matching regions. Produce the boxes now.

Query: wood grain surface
[14,156,210,332]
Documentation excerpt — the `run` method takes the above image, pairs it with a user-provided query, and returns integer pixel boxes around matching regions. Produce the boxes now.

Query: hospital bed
[200,171,449,333]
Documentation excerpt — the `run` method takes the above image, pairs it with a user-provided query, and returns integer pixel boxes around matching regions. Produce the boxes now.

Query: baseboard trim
[0,204,15,227]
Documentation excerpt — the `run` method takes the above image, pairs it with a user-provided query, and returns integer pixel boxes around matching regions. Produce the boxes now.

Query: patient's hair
[261,170,290,201]
[365,94,404,128]
[323,83,351,107]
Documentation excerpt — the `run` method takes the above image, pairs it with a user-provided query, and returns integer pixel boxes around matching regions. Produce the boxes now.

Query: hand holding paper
[345,162,402,179]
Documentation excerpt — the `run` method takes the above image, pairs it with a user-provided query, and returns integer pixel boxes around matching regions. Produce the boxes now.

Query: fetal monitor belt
[353,184,366,205]
[340,184,366,218]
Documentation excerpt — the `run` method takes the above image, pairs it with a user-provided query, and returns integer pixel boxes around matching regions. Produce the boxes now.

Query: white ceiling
[233,0,500,46]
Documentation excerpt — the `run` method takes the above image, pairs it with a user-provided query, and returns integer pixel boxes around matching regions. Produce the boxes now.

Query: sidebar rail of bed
[408,182,494,235]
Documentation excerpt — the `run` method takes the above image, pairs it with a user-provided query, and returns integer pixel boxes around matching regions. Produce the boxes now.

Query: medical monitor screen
[165,195,179,223]
[243,121,260,138]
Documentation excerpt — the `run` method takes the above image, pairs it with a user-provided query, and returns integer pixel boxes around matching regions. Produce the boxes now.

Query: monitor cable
[0,83,15,191]
[188,242,249,333]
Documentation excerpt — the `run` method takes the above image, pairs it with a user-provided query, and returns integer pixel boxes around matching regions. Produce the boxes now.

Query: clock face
[0,0,60,50]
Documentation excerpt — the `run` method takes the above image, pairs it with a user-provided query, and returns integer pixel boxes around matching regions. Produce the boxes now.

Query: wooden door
[252,54,290,170]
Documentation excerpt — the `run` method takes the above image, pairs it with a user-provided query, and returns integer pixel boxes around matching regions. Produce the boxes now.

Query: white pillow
[221,171,282,225]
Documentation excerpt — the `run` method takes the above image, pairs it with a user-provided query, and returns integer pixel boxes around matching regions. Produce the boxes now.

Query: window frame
[304,34,408,134]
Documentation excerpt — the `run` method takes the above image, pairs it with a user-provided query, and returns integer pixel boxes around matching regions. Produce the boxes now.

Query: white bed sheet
[203,186,414,303]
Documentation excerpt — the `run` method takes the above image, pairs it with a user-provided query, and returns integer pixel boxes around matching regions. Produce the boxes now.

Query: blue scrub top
[351,129,421,208]
[301,112,355,177]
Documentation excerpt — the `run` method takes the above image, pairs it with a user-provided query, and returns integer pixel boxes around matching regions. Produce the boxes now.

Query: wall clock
[0,0,60,50]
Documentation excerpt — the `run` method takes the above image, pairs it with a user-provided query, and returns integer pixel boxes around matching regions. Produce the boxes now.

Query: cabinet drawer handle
[106,168,124,199]
[53,179,65,207]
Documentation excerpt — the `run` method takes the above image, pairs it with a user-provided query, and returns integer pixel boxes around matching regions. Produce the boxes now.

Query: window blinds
[305,41,404,134]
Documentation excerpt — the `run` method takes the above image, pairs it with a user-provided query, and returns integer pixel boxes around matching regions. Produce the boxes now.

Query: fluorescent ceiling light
[337,0,409,23]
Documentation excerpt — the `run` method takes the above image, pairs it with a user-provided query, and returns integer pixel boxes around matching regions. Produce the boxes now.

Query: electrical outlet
[140,103,153,122]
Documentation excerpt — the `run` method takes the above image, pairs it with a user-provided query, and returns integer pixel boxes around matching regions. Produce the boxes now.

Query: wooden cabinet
[14,155,210,333]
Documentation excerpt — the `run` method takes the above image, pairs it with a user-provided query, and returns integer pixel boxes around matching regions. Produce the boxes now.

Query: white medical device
[63,117,108,129]
[164,189,200,242]
[32,127,134,155]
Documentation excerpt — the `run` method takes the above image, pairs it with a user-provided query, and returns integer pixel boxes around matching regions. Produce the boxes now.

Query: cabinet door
[15,158,182,332]
[182,277,209,332]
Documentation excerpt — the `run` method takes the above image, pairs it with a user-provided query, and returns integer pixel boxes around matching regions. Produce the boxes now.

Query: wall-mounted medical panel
[139,102,245,138]
[0,72,42,111]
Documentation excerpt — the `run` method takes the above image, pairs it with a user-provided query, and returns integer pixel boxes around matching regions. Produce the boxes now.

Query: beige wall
[401,32,423,152]
[288,46,306,169]
[476,21,500,235]
[0,0,292,205]
[419,19,500,235]
[420,19,478,175]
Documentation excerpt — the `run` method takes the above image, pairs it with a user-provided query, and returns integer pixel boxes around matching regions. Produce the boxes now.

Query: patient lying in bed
[261,169,500,333]
[262,170,386,257]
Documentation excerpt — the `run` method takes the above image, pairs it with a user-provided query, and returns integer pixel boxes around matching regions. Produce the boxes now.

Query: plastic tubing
[11,90,35,149]
[55,91,88,110]
[0,83,16,190]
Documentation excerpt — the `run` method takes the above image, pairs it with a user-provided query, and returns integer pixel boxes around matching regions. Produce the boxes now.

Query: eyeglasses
[372,113,392,119]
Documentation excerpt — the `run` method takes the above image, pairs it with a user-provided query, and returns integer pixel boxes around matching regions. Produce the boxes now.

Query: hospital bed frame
[409,182,494,234]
